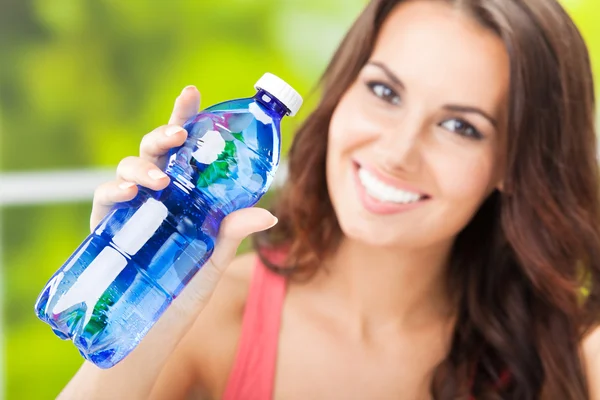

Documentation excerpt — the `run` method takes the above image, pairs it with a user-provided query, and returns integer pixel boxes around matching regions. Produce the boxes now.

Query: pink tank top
[222,256,511,399]
[222,256,287,400]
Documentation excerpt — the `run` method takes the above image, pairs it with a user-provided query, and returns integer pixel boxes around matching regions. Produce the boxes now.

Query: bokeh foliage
[0,0,598,399]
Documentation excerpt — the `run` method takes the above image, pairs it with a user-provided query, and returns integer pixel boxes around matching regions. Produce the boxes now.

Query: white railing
[0,163,289,206]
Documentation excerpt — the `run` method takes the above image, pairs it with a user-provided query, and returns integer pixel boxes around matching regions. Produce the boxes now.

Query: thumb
[170,207,277,316]
[210,207,278,272]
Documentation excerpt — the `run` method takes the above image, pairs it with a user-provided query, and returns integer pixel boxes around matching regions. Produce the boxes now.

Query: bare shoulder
[583,325,600,399]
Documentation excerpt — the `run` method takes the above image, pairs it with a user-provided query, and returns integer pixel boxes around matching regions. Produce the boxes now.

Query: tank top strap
[222,254,287,400]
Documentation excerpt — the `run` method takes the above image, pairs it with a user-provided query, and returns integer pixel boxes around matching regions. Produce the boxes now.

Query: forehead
[371,0,510,112]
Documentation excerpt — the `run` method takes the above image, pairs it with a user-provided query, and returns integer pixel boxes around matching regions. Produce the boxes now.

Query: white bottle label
[52,198,168,328]
[52,246,127,328]
[191,130,226,165]
[112,198,168,255]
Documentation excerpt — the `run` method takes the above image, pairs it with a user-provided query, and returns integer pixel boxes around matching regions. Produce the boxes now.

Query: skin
[60,1,600,399]
[275,2,508,398]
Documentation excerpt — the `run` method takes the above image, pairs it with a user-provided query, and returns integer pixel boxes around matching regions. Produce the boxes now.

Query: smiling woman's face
[326,0,510,249]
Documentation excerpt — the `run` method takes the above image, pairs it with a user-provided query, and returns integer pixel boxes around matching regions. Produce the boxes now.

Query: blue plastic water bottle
[34,73,303,368]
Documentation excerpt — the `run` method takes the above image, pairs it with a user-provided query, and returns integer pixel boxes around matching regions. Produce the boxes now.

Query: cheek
[328,93,362,153]
[326,91,372,220]
[327,108,344,157]
[326,96,355,181]
[327,85,383,158]
[433,149,498,208]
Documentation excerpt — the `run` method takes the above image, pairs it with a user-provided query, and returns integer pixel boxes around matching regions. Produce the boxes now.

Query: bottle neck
[253,89,289,119]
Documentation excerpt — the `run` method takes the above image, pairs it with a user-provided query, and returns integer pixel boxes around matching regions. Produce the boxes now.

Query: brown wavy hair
[253,0,600,398]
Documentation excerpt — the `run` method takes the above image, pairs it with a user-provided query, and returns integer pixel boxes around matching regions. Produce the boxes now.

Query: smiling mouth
[353,161,431,205]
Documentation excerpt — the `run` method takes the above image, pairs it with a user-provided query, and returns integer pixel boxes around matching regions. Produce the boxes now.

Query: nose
[376,112,425,173]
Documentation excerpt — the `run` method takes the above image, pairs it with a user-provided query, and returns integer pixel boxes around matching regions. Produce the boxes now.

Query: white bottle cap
[254,73,303,117]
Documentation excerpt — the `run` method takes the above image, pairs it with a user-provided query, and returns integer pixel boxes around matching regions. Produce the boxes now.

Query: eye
[440,119,483,140]
[366,81,401,105]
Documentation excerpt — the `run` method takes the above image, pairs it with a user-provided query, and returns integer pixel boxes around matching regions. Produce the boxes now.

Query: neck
[311,236,456,335]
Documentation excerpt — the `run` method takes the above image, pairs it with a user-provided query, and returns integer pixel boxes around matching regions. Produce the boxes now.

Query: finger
[138,86,200,168]
[139,124,187,168]
[171,208,278,314]
[90,180,139,232]
[169,86,201,126]
[116,156,172,191]
[208,207,279,272]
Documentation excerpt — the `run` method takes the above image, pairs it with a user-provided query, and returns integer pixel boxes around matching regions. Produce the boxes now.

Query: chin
[336,211,410,248]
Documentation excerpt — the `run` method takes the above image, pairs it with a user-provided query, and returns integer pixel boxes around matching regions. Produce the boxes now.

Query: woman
[60,0,600,398]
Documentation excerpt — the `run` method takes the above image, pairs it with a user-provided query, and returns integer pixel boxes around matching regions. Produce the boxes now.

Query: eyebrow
[367,61,405,89]
[366,60,499,128]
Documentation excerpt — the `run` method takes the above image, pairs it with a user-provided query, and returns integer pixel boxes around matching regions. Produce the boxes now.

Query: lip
[352,161,430,215]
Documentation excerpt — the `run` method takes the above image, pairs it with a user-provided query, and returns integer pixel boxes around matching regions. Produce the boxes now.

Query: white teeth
[358,167,423,204]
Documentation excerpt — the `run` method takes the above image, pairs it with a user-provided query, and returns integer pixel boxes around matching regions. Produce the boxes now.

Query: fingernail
[165,125,183,136]
[148,170,168,180]
[181,85,196,95]
[119,181,136,190]
[268,216,278,228]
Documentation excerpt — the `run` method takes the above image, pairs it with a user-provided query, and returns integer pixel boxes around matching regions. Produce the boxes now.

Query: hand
[88,84,278,317]
[89,85,200,231]
[58,85,279,400]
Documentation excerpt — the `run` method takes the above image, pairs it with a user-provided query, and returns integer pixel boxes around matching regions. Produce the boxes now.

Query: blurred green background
[0,0,598,399]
